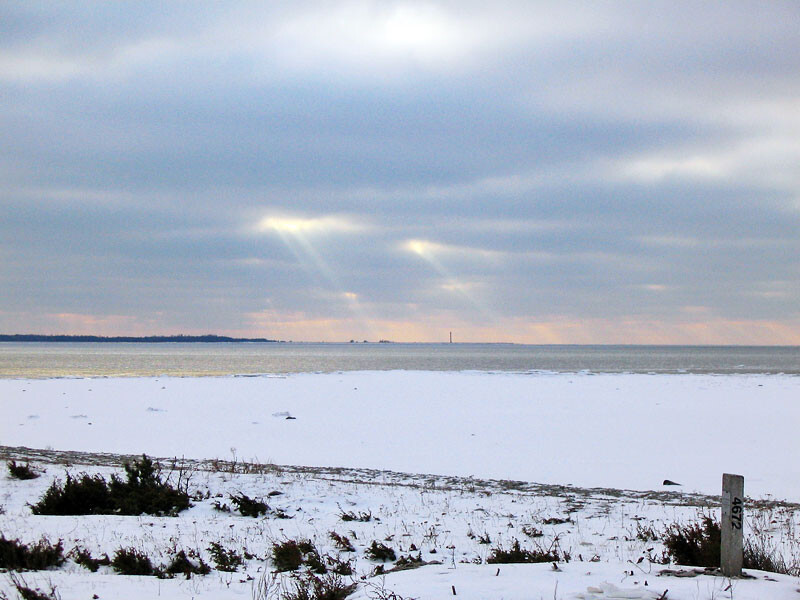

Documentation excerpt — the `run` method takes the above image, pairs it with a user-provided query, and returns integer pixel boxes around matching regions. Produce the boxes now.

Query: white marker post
[721,473,744,577]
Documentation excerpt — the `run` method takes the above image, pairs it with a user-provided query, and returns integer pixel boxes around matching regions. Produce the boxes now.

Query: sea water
[1,342,798,378]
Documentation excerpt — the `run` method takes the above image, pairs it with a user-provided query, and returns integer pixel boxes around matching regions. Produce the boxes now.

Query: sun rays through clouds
[256,215,379,339]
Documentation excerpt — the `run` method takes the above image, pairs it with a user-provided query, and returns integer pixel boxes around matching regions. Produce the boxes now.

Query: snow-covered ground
[2,371,800,599]
[1,448,799,600]
[3,371,800,498]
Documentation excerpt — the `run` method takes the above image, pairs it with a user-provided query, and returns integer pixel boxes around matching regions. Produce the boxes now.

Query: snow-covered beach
[3,371,800,499]
[3,371,800,599]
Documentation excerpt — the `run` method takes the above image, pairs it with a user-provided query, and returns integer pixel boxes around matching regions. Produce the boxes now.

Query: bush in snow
[30,455,190,516]
[272,540,305,572]
[31,473,113,516]
[282,572,356,600]
[662,517,720,568]
[7,574,60,600]
[663,516,795,575]
[110,455,191,516]
[6,461,39,480]
[486,538,565,564]
[207,542,244,572]
[229,492,269,517]
[110,547,158,576]
[365,541,396,562]
[338,508,372,522]
[329,532,355,552]
[164,550,211,578]
[0,536,65,571]
[271,540,330,574]
[68,546,110,572]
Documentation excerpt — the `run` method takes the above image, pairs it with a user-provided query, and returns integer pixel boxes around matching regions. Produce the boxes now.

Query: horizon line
[1,333,798,348]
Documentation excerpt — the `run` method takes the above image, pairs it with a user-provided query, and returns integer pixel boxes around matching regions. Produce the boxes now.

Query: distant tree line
[0,334,277,343]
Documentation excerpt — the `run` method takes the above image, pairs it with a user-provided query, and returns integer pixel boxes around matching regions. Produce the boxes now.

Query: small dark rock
[662,479,681,486]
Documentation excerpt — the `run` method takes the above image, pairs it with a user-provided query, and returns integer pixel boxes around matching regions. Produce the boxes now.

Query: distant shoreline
[0,334,278,343]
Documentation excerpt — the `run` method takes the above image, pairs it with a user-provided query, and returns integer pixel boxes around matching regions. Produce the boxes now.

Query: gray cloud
[2,1,799,341]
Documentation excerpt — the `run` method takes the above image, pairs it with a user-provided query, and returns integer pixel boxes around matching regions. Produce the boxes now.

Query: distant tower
[449,331,453,344]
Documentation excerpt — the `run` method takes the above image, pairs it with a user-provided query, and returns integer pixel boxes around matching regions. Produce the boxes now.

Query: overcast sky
[2,2,799,343]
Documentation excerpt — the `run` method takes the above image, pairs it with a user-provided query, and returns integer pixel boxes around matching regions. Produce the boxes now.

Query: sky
[1,1,799,344]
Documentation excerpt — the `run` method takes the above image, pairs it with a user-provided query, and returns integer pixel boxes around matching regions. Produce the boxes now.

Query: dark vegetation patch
[68,546,110,572]
[110,547,211,579]
[109,455,191,516]
[635,522,659,542]
[0,536,65,571]
[272,540,308,572]
[164,550,211,578]
[328,557,354,576]
[365,541,396,562]
[271,539,353,576]
[7,574,59,600]
[744,535,792,574]
[31,474,112,515]
[486,539,566,564]
[230,492,269,517]
[663,517,720,568]
[329,532,355,553]
[282,572,356,600]
[542,517,571,525]
[30,455,190,516]
[521,526,543,539]
[387,553,434,573]
[7,461,39,480]
[207,542,244,572]
[338,508,372,522]
[662,516,795,575]
[110,547,158,576]
[287,541,325,574]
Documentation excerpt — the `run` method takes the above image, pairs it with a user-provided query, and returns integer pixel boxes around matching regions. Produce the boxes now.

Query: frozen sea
[1,341,799,377]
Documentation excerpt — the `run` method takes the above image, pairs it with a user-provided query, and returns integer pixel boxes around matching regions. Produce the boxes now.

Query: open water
[0,342,798,378]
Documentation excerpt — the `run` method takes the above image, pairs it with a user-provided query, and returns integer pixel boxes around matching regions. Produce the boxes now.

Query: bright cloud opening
[617,154,728,182]
[402,239,502,261]
[379,5,461,58]
[271,3,470,74]
[256,215,363,235]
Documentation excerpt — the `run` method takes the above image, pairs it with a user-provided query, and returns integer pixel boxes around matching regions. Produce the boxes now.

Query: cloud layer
[2,1,799,342]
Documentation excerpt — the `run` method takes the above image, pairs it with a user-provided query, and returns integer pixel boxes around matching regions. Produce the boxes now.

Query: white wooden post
[721,473,744,577]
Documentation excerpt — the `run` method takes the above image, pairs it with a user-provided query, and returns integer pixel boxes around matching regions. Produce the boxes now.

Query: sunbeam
[259,215,378,339]
[403,239,498,323]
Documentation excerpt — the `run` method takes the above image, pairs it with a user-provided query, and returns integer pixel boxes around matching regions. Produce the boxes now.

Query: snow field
[1,455,800,599]
[3,371,800,598]
[3,371,800,499]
